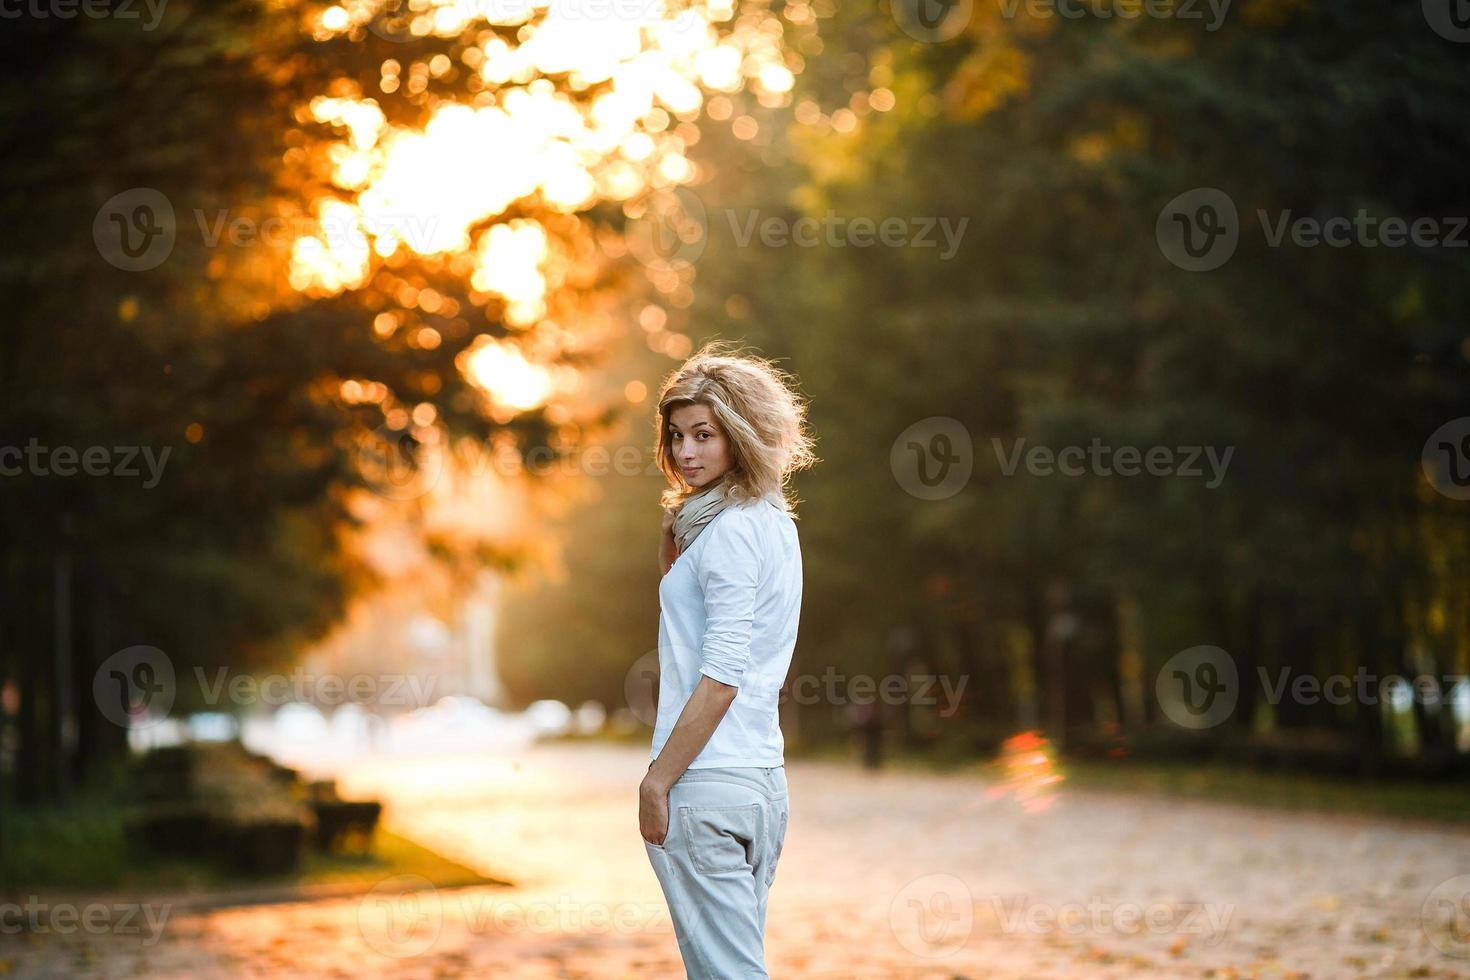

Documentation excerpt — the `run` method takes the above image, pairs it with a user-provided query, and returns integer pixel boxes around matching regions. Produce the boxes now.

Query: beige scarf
[671,478,733,554]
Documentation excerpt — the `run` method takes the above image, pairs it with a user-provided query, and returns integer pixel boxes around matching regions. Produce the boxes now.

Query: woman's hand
[659,507,680,575]
[639,772,671,846]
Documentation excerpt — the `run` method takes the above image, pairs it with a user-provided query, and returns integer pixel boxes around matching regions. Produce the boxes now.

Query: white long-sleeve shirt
[649,492,802,769]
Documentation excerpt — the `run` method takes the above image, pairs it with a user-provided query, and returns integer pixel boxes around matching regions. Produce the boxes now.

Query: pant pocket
[765,805,788,886]
[679,803,760,875]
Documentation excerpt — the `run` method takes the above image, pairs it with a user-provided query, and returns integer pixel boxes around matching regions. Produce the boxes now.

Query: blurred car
[524,699,573,737]
[272,702,328,742]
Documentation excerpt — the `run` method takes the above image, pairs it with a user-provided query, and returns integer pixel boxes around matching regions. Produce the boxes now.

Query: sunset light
[462,337,557,410]
[18,0,1470,976]
[292,0,797,334]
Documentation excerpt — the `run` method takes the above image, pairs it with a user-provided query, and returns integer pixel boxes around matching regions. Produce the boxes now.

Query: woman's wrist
[641,770,672,796]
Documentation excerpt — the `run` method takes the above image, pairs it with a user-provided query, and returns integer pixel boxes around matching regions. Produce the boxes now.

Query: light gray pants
[644,765,789,980]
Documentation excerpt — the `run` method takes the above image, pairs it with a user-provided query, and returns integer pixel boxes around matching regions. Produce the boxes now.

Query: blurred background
[3,0,1470,976]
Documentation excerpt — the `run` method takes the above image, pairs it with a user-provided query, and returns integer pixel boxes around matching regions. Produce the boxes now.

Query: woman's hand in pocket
[639,773,671,846]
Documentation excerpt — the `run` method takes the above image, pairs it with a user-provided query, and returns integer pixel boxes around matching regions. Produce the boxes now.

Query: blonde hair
[655,341,818,516]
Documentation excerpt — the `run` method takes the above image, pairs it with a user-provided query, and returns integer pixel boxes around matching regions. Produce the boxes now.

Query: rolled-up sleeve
[696,509,764,687]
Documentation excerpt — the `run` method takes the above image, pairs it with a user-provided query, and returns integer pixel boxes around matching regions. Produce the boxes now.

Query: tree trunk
[52,541,74,804]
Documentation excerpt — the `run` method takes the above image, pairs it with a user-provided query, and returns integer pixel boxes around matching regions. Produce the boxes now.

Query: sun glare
[293,0,794,312]
[289,1,799,420]
[462,339,557,411]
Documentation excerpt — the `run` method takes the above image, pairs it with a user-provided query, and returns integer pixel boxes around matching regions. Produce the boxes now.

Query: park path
[6,740,1470,978]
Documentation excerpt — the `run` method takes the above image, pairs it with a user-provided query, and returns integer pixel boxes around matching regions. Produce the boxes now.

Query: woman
[639,342,818,979]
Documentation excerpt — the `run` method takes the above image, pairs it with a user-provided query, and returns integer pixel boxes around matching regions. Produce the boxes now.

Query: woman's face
[668,403,734,489]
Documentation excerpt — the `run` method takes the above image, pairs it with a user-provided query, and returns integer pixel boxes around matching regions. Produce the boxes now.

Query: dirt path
[6,742,1470,978]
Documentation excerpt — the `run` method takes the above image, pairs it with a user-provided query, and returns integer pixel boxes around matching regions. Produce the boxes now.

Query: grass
[788,740,1470,825]
[296,828,503,891]
[4,801,501,895]
[1055,758,1470,825]
[2,740,507,897]
[558,727,1470,827]
[548,727,651,747]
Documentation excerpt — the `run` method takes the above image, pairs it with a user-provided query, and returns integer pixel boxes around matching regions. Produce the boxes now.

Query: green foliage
[655,0,1470,764]
[0,0,572,804]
